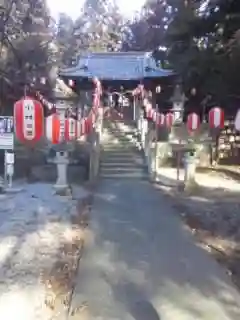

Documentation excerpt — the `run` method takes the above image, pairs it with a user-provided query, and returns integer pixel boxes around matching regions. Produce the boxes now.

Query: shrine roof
[59,52,174,81]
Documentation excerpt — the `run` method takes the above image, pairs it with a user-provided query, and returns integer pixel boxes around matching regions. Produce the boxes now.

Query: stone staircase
[99,120,148,179]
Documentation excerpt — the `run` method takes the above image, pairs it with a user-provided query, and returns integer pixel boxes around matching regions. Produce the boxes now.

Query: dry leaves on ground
[158,182,240,289]
[41,193,92,317]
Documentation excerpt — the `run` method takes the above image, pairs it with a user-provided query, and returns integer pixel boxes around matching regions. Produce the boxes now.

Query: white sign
[234,109,240,131]
[4,151,14,188]
[59,112,65,141]
[6,164,14,176]
[173,102,183,123]
[5,151,14,164]
[0,116,14,150]
[56,101,67,141]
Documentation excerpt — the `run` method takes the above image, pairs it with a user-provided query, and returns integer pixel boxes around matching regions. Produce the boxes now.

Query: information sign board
[0,116,14,149]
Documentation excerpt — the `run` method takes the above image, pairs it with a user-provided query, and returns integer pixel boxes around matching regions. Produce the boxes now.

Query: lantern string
[132,84,172,127]
[36,91,56,110]
[34,78,102,137]
[23,84,28,98]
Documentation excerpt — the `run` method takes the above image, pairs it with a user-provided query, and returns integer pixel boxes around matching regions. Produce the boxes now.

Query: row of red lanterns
[133,84,226,131]
[45,113,93,143]
[14,77,102,144]
[14,95,100,144]
[145,105,225,132]
[36,78,101,114]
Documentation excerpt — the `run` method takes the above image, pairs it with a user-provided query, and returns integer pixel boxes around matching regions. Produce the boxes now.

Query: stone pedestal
[0,176,4,193]
[183,153,198,191]
[137,110,144,134]
[54,151,69,191]
[5,164,14,188]
[141,119,148,148]
[157,142,171,167]
[149,143,157,180]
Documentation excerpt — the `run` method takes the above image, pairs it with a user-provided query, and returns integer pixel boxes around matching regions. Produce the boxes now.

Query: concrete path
[70,121,240,320]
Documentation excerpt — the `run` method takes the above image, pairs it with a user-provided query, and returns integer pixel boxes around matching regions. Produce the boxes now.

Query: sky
[47,0,145,20]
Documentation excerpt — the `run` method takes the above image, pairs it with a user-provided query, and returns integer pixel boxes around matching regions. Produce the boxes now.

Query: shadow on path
[70,119,240,320]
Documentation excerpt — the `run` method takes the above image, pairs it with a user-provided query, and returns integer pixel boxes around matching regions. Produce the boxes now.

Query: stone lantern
[51,79,78,192]
[170,84,187,124]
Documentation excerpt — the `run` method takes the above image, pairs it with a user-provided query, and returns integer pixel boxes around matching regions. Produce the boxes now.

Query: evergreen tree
[55,0,125,68]
[0,0,54,111]
[122,0,240,100]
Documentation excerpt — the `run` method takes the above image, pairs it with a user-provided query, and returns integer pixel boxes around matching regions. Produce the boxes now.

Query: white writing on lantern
[59,112,65,141]
[69,118,75,138]
[23,99,35,140]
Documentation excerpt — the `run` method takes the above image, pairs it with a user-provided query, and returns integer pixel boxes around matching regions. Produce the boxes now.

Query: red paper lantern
[93,84,101,108]
[145,100,152,111]
[187,112,200,132]
[80,118,89,136]
[208,107,224,128]
[89,111,96,126]
[76,120,81,138]
[14,96,44,143]
[156,113,165,126]
[165,112,174,127]
[65,117,78,141]
[152,110,157,122]
[93,94,99,109]
[146,108,154,119]
[68,79,75,87]
[86,116,92,133]
[45,113,64,144]
[139,84,144,98]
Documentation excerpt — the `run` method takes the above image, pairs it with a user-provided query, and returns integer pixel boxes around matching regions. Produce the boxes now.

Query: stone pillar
[156,141,171,167]
[144,128,151,158]
[54,151,69,191]
[0,176,4,193]
[141,119,148,149]
[137,108,143,134]
[183,151,198,191]
[89,132,99,181]
[88,108,103,181]
[150,141,157,180]
[143,128,155,179]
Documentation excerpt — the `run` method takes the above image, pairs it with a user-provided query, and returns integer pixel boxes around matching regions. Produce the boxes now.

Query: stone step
[100,171,149,179]
[100,166,146,174]
[104,127,136,132]
[103,140,136,145]
[102,148,138,153]
[107,133,136,138]
[101,150,141,156]
[101,162,144,168]
[102,149,141,157]
[104,137,136,142]
[103,142,136,147]
[101,157,142,163]
[113,130,137,137]
[103,146,139,151]
[103,138,136,144]
[102,137,132,142]
[103,144,141,150]
[103,144,140,150]
[109,124,136,130]
[100,157,145,166]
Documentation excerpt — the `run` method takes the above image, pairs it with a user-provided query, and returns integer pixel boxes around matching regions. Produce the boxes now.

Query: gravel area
[0,182,90,320]
[155,167,240,289]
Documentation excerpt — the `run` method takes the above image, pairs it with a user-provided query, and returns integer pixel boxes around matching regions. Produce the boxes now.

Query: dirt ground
[0,143,92,319]
[155,167,240,290]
